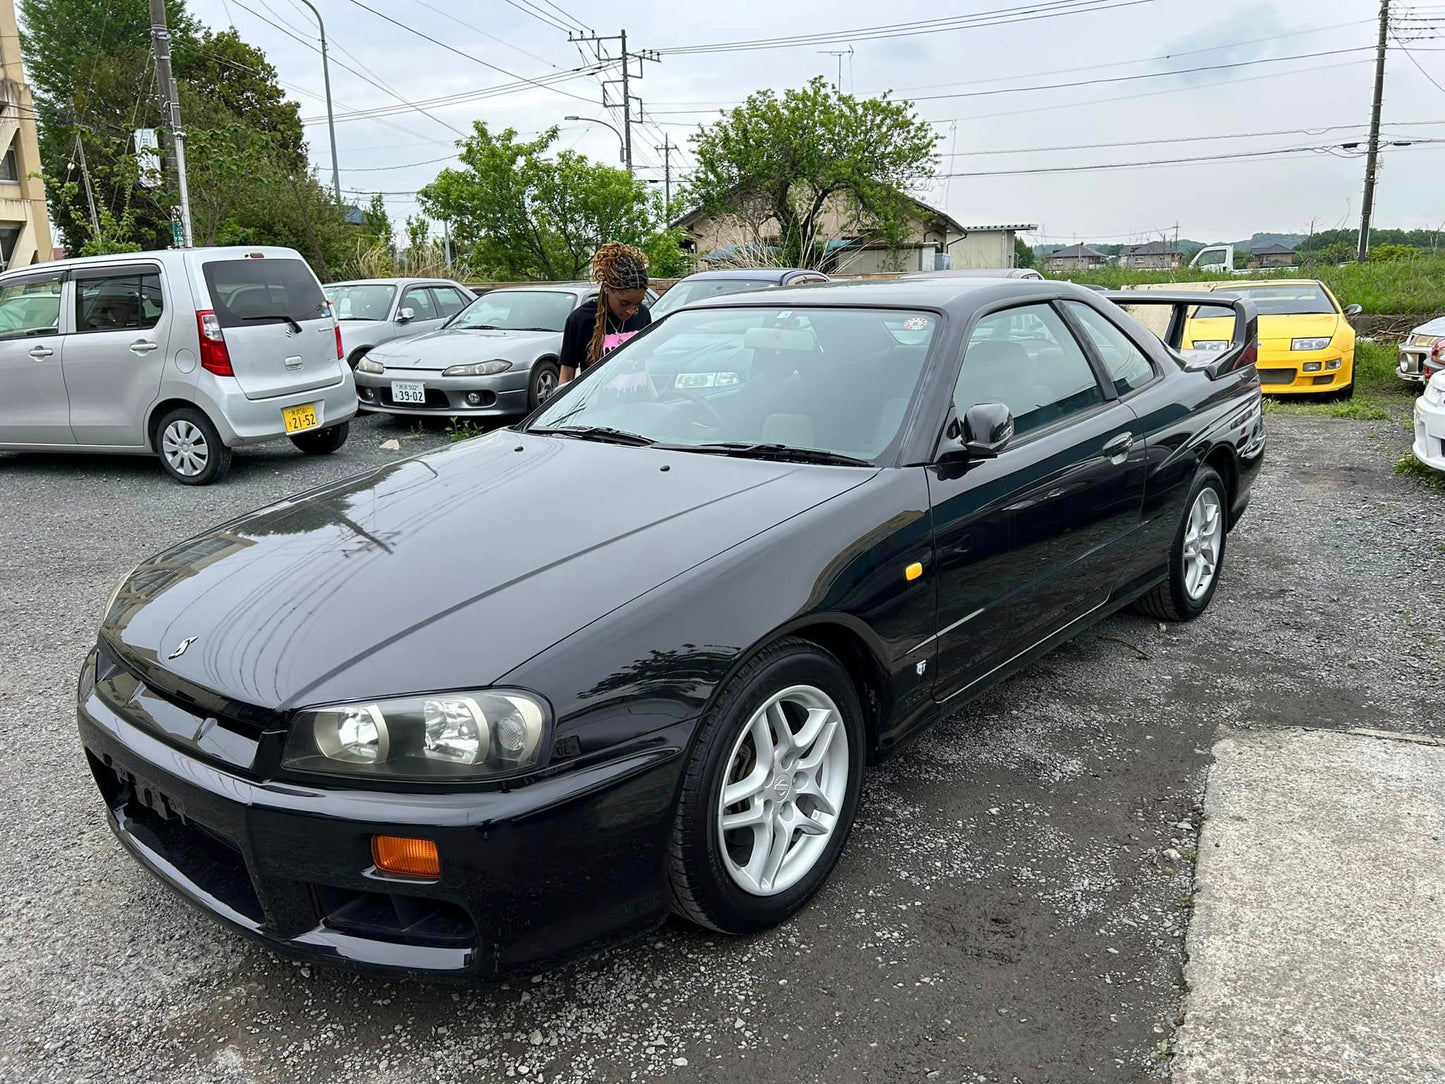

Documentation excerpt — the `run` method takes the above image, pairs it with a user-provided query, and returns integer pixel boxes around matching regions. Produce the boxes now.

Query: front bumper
[354,368,532,417]
[1398,346,1433,384]
[1413,395,1445,472]
[1253,349,1353,395]
[77,672,691,979]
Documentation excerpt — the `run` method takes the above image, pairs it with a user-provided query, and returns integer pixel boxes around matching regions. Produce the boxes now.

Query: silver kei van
[0,246,357,485]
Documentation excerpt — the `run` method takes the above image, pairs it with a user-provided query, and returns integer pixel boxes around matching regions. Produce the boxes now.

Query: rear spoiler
[1100,291,1259,380]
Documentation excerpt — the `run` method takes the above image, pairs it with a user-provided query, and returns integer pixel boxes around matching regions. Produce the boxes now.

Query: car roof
[326,277,458,287]
[676,268,814,282]
[489,282,593,292]
[693,276,1101,312]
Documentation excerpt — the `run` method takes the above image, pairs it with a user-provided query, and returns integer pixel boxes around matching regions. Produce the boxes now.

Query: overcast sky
[185,0,1445,245]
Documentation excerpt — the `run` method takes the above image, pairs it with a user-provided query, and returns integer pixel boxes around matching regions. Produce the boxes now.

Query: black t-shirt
[558,299,651,374]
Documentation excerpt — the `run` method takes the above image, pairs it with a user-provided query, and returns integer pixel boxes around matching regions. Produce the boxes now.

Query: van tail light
[196,310,234,376]
[334,323,344,360]
[1433,338,1444,364]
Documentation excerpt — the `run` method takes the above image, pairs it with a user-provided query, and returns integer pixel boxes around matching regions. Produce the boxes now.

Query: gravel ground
[0,411,1439,1084]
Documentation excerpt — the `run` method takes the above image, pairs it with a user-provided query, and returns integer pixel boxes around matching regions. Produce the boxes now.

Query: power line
[534,0,591,33]
[231,0,468,135]
[656,0,1159,55]
[339,0,598,103]
[646,45,1380,114]
[497,0,573,34]
[1394,32,1445,92]
[297,65,606,124]
[410,0,563,69]
[934,138,1444,178]
[937,120,1445,157]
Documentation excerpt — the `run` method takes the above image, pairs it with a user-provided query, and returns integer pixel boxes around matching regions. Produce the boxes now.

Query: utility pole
[148,0,193,247]
[662,135,672,219]
[294,0,341,201]
[1358,0,1390,263]
[568,29,658,175]
[72,131,101,237]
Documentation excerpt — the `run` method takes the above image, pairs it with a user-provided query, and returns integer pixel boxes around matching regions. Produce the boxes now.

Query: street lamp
[564,115,627,168]
[293,0,341,201]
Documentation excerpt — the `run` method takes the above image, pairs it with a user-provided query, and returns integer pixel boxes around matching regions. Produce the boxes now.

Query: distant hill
[1222,232,1308,253]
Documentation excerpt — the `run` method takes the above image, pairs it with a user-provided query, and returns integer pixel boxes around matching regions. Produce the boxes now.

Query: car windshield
[451,290,576,332]
[651,278,778,318]
[326,283,397,321]
[1222,284,1337,315]
[526,305,939,462]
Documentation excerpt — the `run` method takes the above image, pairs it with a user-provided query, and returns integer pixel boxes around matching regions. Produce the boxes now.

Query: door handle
[28,345,53,360]
[1103,432,1134,461]
[129,340,159,355]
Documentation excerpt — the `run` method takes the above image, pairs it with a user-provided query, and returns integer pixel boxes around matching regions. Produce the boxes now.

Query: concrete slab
[1175,728,1445,1083]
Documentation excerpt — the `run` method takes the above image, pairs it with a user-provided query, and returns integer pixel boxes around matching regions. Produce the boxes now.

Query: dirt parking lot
[1,410,1439,1084]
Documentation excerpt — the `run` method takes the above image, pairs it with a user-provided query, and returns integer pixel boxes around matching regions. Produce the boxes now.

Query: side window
[401,287,438,320]
[1063,301,1155,395]
[0,272,62,340]
[76,271,163,333]
[956,304,1104,436]
[430,286,467,318]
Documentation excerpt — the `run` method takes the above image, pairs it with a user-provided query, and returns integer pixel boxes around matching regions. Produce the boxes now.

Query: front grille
[1257,367,1295,385]
[379,386,452,409]
[315,885,475,948]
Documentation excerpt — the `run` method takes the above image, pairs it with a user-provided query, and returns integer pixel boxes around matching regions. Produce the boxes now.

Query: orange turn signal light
[905,561,924,582]
[372,835,440,878]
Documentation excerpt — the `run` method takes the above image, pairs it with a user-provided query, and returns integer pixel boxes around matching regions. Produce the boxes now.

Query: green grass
[444,418,485,443]
[1045,258,1445,315]
[1395,453,1445,491]
[1259,340,1413,422]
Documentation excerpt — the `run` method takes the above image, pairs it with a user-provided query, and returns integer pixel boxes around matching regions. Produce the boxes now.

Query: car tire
[155,407,232,486]
[290,421,350,455]
[1134,464,1228,622]
[528,361,559,411]
[668,637,865,934]
[1335,378,1355,401]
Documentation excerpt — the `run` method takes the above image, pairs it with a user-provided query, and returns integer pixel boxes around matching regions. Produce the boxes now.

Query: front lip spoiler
[106,802,474,975]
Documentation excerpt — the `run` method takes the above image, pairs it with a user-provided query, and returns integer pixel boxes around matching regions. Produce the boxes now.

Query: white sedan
[1398,315,1445,385]
[1413,370,1445,472]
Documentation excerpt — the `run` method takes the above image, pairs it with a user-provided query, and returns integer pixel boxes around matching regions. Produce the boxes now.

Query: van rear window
[202,259,328,328]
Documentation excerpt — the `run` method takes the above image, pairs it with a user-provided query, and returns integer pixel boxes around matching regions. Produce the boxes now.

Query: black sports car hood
[103,431,873,710]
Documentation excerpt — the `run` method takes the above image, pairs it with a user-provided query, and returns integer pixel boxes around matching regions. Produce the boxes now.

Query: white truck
[1188,244,1299,275]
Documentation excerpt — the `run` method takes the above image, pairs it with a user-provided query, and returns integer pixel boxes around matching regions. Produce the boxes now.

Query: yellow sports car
[1181,280,1362,397]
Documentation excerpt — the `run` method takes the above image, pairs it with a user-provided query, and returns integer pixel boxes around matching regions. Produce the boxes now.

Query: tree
[683,77,938,270]
[1367,243,1418,263]
[19,0,346,270]
[419,123,676,280]
[1013,236,1035,269]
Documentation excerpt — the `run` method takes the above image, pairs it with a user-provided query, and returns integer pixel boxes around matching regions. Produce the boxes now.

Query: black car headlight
[282,689,551,781]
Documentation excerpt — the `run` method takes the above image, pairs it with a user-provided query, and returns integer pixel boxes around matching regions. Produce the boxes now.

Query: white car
[1398,315,1445,385]
[325,278,476,369]
[1413,370,1445,472]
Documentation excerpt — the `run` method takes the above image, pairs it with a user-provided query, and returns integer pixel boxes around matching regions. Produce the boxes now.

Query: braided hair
[587,241,650,367]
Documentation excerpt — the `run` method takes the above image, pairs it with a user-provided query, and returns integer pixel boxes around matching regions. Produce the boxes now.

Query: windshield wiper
[659,442,871,466]
[242,313,303,333]
[458,324,500,330]
[531,425,656,446]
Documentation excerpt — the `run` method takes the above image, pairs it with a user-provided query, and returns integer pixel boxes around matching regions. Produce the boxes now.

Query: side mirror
[397,307,415,323]
[962,402,1014,457]
[940,402,1014,461]
[1343,303,1363,318]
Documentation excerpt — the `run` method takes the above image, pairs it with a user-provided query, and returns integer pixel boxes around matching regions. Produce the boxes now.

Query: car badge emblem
[168,635,198,660]
[773,778,791,800]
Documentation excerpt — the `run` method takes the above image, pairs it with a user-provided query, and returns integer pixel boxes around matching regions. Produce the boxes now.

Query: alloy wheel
[1182,487,1223,600]
[535,368,557,402]
[716,684,849,897]
[162,419,209,478]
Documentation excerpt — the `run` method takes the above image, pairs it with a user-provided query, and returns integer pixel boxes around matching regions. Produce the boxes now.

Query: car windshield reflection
[526,305,939,463]
[451,290,576,332]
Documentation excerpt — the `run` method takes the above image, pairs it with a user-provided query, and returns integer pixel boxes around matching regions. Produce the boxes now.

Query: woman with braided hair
[557,241,653,385]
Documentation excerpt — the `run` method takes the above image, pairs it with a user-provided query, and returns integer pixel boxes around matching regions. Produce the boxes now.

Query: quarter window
[1062,301,1155,395]
[0,272,62,340]
[76,271,164,333]
[956,304,1104,436]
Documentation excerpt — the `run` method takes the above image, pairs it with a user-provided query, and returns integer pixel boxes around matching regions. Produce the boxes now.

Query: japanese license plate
[391,381,427,405]
[282,403,318,433]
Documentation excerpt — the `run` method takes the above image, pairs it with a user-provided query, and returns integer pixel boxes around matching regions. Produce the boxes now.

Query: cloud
[1151,5,1294,85]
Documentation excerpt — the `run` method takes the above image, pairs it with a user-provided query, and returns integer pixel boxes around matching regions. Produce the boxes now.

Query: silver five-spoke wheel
[162,419,209,478]
[1182,488,1222,600]
[717,684,849,897]
[535,368,557,401]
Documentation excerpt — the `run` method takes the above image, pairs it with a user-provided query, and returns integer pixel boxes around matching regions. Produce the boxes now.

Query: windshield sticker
[902,316,932,332]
